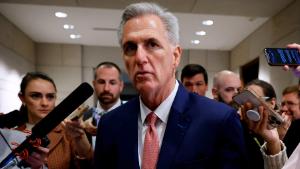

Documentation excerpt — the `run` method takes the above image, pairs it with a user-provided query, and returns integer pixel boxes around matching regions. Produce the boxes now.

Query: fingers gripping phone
[264,48,300,66]
[66,104,89,121]
[233,89,284,129]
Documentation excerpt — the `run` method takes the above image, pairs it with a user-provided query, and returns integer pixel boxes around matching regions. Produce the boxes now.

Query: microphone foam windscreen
[32,82,93,137]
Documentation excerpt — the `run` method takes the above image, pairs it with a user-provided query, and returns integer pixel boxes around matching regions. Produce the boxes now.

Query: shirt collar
[140,80,179,124]
[97,98,122,113]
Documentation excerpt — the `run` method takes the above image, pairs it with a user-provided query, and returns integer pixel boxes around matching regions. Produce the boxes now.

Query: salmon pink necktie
[142,112,159,169]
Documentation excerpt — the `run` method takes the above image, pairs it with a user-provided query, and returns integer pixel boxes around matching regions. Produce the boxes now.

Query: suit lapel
[157,84,191,169]
[118,98,140,169]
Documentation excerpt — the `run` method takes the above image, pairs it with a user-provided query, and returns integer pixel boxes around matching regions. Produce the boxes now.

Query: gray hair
[117,2,179,46]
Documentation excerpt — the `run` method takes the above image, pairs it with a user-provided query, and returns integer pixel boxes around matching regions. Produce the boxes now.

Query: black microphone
[0,110,26,129]
[0,82,93,168]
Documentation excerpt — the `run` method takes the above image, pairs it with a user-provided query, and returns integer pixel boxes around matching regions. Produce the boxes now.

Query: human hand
[277,112,292,140]
[84,117,97,136]
[62,119,86,140]
[62,119,92,159]
[24,146,49,169]
[242,103,279,141]
[283,43,300,77]
[241,103,281,155]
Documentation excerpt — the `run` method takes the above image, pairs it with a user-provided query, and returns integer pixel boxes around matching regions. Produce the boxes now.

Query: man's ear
[173,45,182,68]
[92,80,96,88]
[120,81,124,92]
[212,88,218,100]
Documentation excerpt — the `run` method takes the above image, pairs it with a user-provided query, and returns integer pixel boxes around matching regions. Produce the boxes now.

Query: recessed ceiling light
[202,20,213,26]
[63,24,74,30]
[55,12,67,18]
[70,34,81,39]
[191,40,200,44]
[196,31,206,36]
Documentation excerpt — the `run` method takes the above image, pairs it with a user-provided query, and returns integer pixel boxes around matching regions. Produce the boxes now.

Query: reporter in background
[212,70,242,105]
[250,43,300,169]
[180,64,208,96]
[83,62,124,138]
[0,112,49,169]
[241,79,284,169]
[63,62,124,166]
[0,72,82,169]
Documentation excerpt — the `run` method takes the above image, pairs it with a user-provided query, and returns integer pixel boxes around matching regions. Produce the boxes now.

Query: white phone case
[233,89,284,129]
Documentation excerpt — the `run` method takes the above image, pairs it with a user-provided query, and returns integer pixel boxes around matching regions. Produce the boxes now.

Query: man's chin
[135,82,156,92]
[99,98,116,105]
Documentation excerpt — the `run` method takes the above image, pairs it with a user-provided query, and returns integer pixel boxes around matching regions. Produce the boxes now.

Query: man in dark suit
[94,2,246,169]
[181,64,208,96]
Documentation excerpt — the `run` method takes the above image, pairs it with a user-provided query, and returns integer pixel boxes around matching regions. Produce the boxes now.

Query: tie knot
[146,112,158,126]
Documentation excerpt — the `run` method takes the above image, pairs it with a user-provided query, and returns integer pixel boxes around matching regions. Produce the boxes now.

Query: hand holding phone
[67,105,89,121]
[264,48,300,66]
[233,89,284,129]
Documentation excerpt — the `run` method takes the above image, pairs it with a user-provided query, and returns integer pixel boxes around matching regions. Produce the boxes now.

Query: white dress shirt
[282,142,300,169]
[138,81,179,166]
[96,98,123,113]
[92,98,123,148]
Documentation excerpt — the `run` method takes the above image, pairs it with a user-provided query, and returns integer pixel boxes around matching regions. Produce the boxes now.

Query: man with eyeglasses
[212,70,242,105]
[280,85,300,157]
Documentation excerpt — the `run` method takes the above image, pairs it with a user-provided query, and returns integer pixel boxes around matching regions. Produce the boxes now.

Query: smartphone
[233,89,284,129]
[67,105,89,121]
[264,48,300,66]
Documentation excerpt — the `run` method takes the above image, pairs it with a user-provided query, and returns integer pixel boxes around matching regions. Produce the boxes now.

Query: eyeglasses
[281,101,299,108]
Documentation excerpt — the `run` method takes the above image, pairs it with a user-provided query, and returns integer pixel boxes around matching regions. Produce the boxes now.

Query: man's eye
[110,81,117,85]
[146,40,159,50]
[123,42,137,56]
[184,83,192,87]
[148,41,158,48]
[196,82,204,86]
[225,88,234,92]
[97,79,105,84]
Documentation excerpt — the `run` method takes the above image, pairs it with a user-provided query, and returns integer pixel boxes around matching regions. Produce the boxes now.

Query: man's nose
[135,45,148,65]
[233,88,239,94]
[104,83,111,91]
[191,85,197,92]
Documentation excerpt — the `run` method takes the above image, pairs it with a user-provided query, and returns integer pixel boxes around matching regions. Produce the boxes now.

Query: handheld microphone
[0,110,26,129]
[0,82,93,168]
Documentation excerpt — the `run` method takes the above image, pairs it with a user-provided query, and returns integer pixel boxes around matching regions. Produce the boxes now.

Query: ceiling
[0,0,295,50]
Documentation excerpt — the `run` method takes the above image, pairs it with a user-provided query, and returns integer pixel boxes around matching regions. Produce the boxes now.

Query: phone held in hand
[264,48,300,66]
[233,89,284,129]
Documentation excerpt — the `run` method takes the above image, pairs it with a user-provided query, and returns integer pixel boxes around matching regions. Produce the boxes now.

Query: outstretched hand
[24,146,49,169]
[283,43,300,77]
[241,103,281,155]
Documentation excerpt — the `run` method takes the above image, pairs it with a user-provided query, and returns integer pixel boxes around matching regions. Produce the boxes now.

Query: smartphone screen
[264,48,300,66]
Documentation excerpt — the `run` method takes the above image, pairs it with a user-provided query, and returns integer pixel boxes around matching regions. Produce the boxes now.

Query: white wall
[0,45,35,113]
[0,13,35,113]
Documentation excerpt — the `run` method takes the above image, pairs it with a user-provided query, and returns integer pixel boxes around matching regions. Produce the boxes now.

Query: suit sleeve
[93,116,116,169]
[218,109,248,169]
